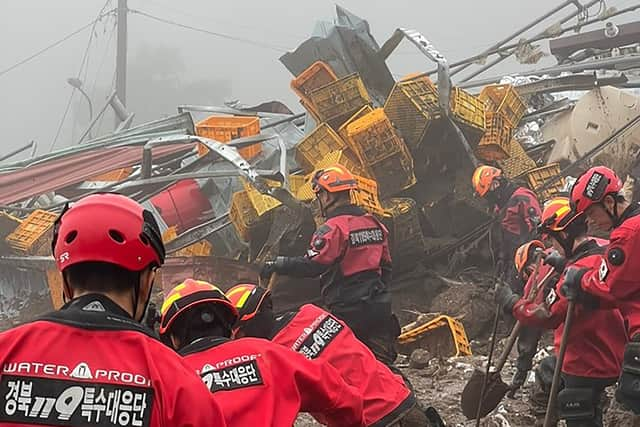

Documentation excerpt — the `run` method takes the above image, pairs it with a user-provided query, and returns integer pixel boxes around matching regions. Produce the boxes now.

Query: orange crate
[526,163,566,201]
[291,61,338,105]
[347,108,406,165]
[384,77,441,149]
[195,116,261,160]
[295,123,349,173]
[450,87,486,133]
[475,112,512,161]
[89,167,133,182]
[162,227,212,257]
[46,268,64,310]
[479,84,526,127]
[308,73,371,128]
[338,105,373,141]
[5,209,58,255]
[351,175,387,217]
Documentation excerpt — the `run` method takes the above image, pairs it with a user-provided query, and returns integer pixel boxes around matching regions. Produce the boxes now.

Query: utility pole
[115,0,127,126]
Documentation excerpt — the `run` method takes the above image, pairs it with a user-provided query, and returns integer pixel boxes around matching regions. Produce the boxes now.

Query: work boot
[508,369,528,398]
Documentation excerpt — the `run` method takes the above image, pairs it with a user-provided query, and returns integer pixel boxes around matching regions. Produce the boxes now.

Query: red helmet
[570,166,622,214]
[225,284,271,324]
[159,279,238,336]
[52,193,165,272]
[311,164,358,193]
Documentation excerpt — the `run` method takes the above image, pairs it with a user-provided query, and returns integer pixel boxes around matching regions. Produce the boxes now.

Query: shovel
[543,299,576,427]
[461,265,557,419]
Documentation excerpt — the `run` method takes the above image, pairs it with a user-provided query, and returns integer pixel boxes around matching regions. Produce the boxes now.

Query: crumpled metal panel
[0,142,194,205]
[280,5,395,107]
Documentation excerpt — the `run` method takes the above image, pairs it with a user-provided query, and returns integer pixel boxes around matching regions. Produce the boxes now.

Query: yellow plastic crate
[289,175,313,202]
[347,108,406,165]
[229,190,261,242]
[475,112,512,161]
[526,163,566,201]
[195,116,261,160]
[383,76,441,149]
[308,73,371,128]
[382,198,425,262]
[398,315,472,357]
[295,123,349,173]
[161,226,213,257]
[291,61,338,106]
[242,180,282,216]
[351,175,387,217]
[338,105,373,141]
[498,139,537,178]
[46,268,64,310]
[450,87,486,133]
[5,209,58,255]
[316,149,369,178]
[368,144,417,199]
[479,84,526,127]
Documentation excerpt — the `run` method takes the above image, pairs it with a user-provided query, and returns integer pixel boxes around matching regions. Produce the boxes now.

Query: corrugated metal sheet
[0,143,195,205]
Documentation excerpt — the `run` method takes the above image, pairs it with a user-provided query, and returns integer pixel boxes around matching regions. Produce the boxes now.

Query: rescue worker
[497,239,547,397]
[503,196,626,426]
[158,279,365,427]
[0,193,225,426]
[562,166,640,413]
[260,164,398,364]
[473,165,542,390]
[225,283,446,427]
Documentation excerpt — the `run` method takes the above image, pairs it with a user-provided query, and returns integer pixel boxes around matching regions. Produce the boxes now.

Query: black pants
[560,374,616,427]
[516,325,542,373]
[330,291,399,366]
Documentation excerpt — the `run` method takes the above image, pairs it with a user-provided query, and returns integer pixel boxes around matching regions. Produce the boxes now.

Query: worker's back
[272,303,414,426]
[180,335,365,427]
[0,294,225,427]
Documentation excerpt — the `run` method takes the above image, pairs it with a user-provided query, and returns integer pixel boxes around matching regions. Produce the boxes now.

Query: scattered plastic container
[295,123,349,173]
[450,87,486,134]
[338,105,373,141]
[368,147,417,199]
[291,61,338,106]
[308,73,371,128]
[351,175,387,217]
[5,209,58,255]
[475,112,512,161]
[316,149,369,178]
[498,139,537,178]
[346,108,405,165]
[479,84,526,127]
[195,115,261,159]
[242,180,282,217]
[384,76,441,149]
[162,226,213,257]
[229,190,261,242]
[382,198,425,272]
[526,163,566,201]
[46,268,64,310]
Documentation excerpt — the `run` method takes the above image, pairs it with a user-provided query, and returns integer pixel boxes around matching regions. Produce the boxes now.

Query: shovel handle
[495,321,523,372]
[543,300,576,427]
[267,272,279,292]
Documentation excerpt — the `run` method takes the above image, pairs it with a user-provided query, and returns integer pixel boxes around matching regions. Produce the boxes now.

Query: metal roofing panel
[0,143,194,205]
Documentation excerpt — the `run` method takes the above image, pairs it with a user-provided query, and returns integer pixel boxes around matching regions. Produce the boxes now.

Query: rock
[409,348,432,369]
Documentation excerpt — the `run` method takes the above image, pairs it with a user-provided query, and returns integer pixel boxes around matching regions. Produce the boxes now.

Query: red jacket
[516,239,626,378]
[271,304,414,427]
[0,294,225,426]
[580,205,640,338]
[512,250,557,323]
[497,186,541,236]
[179,336,365,427]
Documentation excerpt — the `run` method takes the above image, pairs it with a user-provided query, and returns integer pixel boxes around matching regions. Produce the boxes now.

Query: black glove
[544,250,567,274]
[560,267,588,301]
[495,283,519,314]
[260,256,286,279]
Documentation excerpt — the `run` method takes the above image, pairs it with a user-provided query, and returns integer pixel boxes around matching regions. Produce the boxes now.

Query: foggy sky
[1,0,635,157]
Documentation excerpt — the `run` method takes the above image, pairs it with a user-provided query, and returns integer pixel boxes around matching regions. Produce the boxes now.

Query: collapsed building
[1,4,640,364]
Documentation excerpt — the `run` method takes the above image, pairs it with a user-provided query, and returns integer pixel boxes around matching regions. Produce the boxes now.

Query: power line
[0,9,115,79]
[50,1,114,152]
[129,8,292,53]
[90,18,117,99]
